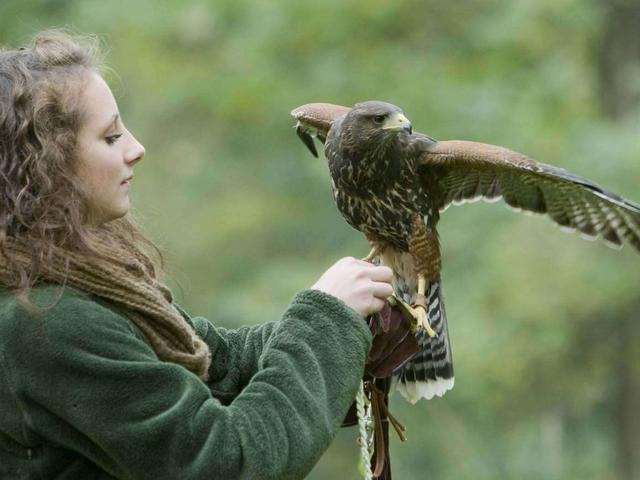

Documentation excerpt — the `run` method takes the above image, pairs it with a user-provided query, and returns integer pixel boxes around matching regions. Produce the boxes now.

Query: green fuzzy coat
[0,285,371,479]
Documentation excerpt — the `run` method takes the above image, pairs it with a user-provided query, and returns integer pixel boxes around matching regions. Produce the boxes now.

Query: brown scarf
[0,237,211,380]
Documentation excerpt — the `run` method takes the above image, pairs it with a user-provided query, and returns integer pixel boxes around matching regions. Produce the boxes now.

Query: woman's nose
[126,135,145,165]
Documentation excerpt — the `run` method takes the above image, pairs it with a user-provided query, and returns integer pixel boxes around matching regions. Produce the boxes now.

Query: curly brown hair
[0,30,163,308]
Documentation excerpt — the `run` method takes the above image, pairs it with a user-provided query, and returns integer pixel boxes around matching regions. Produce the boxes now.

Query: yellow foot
[389,295,437,338]
[410,304,437,338]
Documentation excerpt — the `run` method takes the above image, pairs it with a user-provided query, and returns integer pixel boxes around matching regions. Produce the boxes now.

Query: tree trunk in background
[619,310,640,480]
[597,0,640,119]
[596,2,640,479]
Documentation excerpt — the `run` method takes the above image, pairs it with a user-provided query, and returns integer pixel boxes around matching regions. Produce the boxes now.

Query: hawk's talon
[390,294,437,338]
[411,304,437,338]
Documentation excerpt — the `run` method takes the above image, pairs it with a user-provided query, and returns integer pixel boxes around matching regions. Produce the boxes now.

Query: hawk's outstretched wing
[419,139,640,251]
[291,102,640,252]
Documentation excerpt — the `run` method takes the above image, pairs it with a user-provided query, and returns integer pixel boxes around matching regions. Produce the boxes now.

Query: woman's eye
[105,133,123,145]
[373,115,385,124]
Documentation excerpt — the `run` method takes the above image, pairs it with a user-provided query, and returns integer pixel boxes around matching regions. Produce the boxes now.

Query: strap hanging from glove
[343,302,419,480]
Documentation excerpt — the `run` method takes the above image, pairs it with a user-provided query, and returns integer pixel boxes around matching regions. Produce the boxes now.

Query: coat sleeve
[6,288,372,480]
[186,313,278,404]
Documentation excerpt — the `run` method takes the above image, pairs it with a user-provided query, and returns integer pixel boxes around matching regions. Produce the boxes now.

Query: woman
[0,30,403,479]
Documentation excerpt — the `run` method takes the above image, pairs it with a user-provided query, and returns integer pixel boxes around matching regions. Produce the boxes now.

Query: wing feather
[420,140,640,252]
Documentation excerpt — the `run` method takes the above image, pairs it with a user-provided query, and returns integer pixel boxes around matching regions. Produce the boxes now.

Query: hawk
[291,100,640,404]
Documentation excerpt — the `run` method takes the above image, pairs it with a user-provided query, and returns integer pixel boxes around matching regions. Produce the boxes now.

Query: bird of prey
[291,100,640,404]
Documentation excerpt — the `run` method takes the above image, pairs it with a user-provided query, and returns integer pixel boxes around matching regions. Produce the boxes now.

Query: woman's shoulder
[1,283,114,316]
[0,284,136,344]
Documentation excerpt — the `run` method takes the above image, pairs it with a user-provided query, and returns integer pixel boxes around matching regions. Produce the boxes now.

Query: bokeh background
[2,1,639,478]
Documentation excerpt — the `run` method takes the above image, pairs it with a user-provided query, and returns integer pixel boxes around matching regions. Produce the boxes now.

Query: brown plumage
[292,100,640,403]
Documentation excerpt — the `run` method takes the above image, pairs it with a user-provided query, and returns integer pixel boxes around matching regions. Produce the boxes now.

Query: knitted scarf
[0,237,211,380]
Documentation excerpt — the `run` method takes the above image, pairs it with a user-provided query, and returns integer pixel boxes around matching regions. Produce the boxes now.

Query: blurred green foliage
[1,1,639,478]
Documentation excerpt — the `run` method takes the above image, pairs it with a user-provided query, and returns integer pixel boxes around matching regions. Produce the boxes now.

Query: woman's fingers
[311,257,395,317]
[368,265,394,283]
[365,297,387,316]
[372,281,394,300]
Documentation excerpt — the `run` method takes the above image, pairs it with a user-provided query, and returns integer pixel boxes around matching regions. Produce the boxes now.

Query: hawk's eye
[373,115,386,124]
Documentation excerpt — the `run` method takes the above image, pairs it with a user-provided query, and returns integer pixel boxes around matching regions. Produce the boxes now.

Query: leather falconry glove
[342,302,419,427]
[365,301,420,379]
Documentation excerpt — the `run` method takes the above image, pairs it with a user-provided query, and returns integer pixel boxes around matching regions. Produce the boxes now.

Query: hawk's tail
[393,277,454,403]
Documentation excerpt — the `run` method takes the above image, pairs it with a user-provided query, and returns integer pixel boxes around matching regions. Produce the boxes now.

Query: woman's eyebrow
[101,113,120,133]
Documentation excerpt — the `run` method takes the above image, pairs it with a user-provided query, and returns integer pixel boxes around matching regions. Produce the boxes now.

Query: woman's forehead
[80,72,119,131]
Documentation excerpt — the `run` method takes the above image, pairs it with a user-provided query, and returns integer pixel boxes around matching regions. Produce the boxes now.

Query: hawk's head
[325,101,414,191]
[341,101,413,148]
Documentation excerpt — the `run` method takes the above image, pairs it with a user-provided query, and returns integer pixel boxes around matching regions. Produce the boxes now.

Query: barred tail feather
[393,277,454,404]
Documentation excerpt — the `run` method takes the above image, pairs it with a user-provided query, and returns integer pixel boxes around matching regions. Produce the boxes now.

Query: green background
[2,1,639,478]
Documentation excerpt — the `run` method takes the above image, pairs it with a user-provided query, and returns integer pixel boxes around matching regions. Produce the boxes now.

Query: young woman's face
[75,72,145,225]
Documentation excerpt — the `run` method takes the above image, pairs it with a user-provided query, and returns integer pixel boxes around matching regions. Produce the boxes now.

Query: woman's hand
[311,257,394,317]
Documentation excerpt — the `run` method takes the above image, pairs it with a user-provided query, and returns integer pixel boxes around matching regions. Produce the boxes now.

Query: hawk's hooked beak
[382,112,412,134]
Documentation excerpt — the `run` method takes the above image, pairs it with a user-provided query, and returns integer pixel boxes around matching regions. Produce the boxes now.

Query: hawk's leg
[362,246,381,263]
[406,216,442,338]
[361,237,385,263]
[410,275,437,337]
[388,289,436,338]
